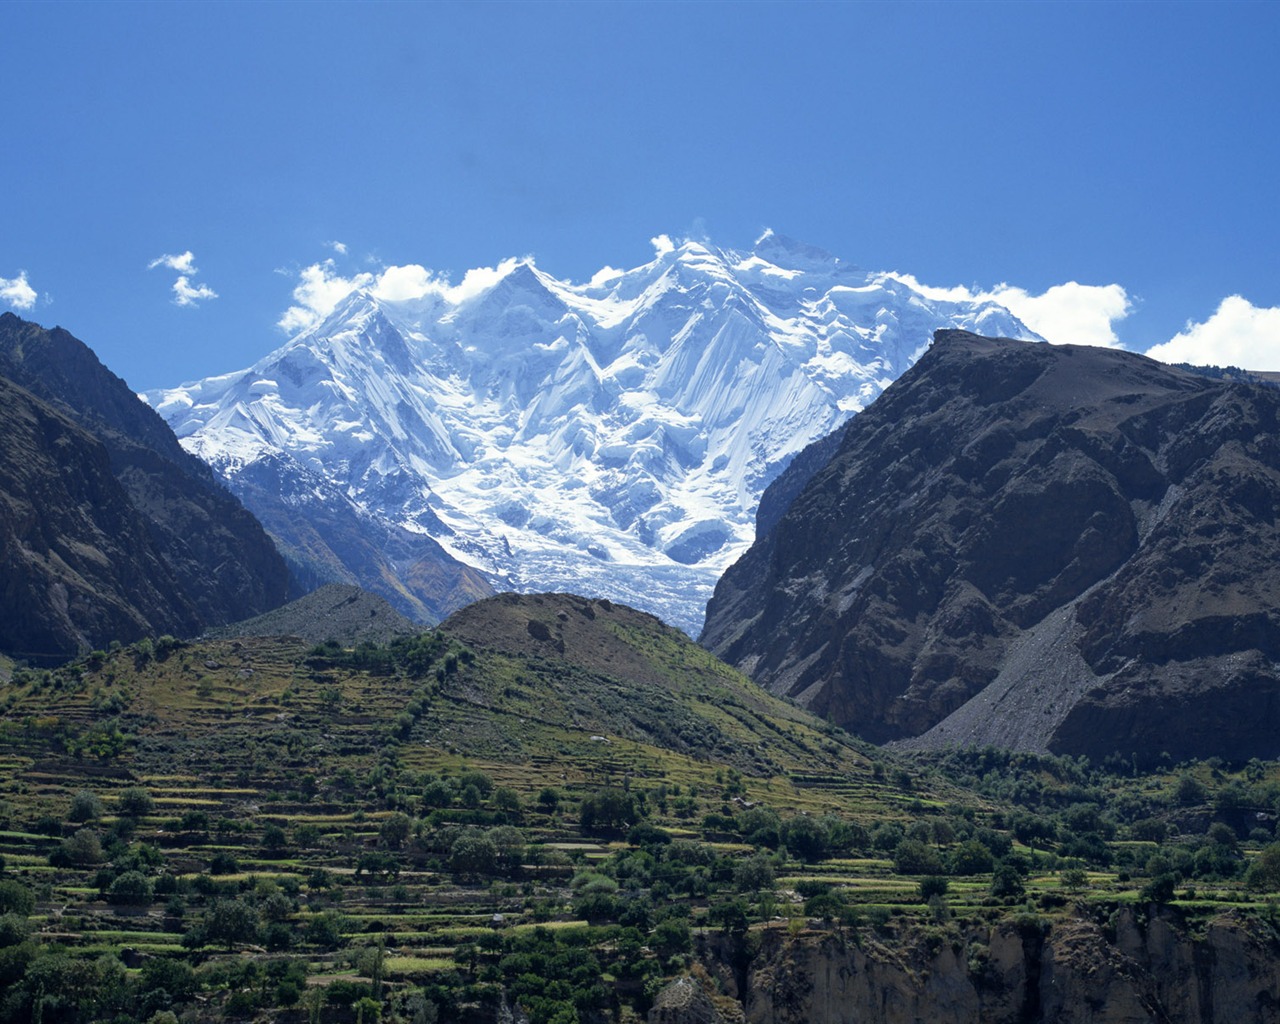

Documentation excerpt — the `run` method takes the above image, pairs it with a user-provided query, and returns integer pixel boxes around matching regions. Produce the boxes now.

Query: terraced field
[0,597,1278,1022]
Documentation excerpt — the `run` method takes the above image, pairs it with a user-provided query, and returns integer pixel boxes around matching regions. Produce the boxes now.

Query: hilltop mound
[205,583,417,645]
[441,592,870,778]
[703,330,1280,763]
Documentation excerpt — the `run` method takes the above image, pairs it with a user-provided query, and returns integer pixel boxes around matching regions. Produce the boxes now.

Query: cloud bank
[0,271,38,311]
[881,273,1132,349]
[1145,296,1280,371]
[149,251,217,307]
[278,257,522,334]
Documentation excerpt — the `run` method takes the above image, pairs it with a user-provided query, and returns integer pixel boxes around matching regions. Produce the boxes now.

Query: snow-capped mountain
[147,233,1038,633]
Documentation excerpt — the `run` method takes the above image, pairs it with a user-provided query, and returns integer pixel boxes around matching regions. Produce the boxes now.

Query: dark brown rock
[0,313,292,660]
[702,330,1280,762]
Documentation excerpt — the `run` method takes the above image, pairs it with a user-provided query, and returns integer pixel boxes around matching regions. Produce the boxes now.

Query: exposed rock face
[0,377,198,659]
[702,330,1280,761]
[648,976,733,1024]
[729,908,1280,1024]
[0,313,291,660]
[226,450,493,625]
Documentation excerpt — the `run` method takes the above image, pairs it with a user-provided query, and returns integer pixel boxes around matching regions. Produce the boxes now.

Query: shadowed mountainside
[702,330,1280,763]
[0,313,291,660]
[0,376,203,659]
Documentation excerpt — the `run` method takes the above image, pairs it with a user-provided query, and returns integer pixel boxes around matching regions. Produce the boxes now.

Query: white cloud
[589,266,624,289]
[277,260,374,333]
[986,282,1131,349]
[373,264,436,302]
[149,250,217,307]
[0,270,38,311]
[1146,296,1280,371]
[277,257,525,334]
[148,250,198,274]
[650,234,675,257]
[172,276,218,307]
[880,273,1132,348]
[326,240,348,255]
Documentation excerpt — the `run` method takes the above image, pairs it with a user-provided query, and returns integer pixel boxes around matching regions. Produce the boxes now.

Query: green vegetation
[0,628,1278,1022]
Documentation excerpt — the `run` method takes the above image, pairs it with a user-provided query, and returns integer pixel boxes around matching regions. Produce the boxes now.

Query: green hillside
[0,594,1277,1022]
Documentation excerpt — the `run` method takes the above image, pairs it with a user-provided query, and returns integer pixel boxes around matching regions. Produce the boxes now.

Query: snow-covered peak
[751,229,848,272]
[148,234,1040,633]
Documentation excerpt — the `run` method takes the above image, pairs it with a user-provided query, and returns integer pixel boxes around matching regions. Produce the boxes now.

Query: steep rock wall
[682,907,1280,1024]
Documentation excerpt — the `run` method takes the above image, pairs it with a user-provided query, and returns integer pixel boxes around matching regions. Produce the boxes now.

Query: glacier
[147,232,1039,634]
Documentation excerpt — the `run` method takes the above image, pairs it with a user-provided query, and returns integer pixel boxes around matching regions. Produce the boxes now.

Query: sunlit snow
[146,235,1039,634]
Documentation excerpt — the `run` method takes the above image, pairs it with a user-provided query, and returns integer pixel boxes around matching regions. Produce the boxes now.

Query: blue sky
[3,1,1278,389]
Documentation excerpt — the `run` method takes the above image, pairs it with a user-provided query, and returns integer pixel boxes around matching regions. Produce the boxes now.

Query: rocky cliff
[675,906,1280,1024]
[702,330,1280,762]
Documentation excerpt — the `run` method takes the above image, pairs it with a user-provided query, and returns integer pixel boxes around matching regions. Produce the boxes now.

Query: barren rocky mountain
[0,313,291,660]
[702,330,1280,763]
[0,375,203,659]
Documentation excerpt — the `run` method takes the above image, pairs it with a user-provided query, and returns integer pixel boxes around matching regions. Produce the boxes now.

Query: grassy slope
[0,596,1277,1021]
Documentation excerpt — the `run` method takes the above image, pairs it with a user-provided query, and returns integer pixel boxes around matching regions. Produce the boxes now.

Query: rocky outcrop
[707,907,1280,1024]
[702,330,1280,762]
[649,976,735,1024]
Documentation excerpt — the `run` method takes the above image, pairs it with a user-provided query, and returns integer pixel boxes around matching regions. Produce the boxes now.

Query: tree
[733,853,775,892]
[708,898,750,937]
[107,870,155,906]
[0,880,35,916]
[893,838,943,876]
[989,862,1025,900]
[354,995,382,1024]
[652,918,692,962]
[68,789,104,823]
[305,909,348,949]
[579,788,641,835]
[918,876,949,901]
[1141,873,1177,904]
[378,813,412,850]
[117,786,155,818]
[58,829,104,866]
[947,839,994,876]
[485,825,526,874]
[449,833,498,878]
[784,815,831,862]
[204,897,260,949]
[803,890,846,923]
[262,823,289,856]
[1246,842,1280,891]
[537,787,561,814]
